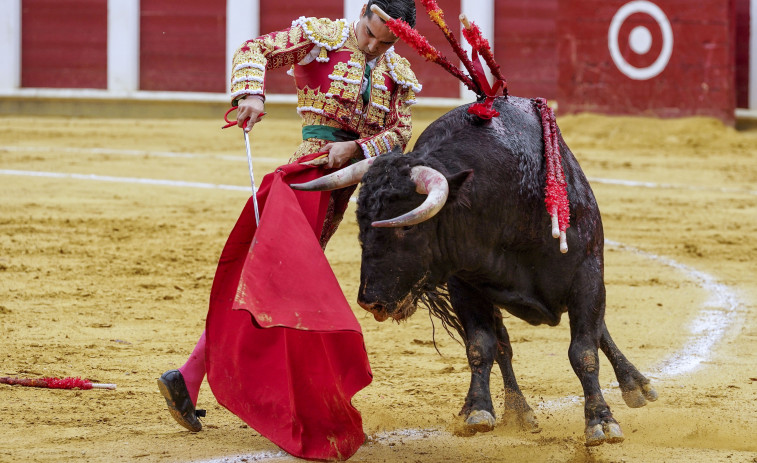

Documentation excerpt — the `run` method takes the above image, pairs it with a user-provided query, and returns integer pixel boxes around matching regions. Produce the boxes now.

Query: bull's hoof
[622,382,659,408]
[465,410,496,434]
[503,409,539,432]
[519,409,540,432]
[621,389,647,408]
[642,383,659,401]
[584,420,624,446]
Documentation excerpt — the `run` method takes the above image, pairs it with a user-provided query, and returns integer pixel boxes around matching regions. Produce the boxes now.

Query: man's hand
[237,96,265,133]
[323,141,361,169]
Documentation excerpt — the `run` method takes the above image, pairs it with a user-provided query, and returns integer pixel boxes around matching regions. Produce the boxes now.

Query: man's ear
[446,169,474,207]
[360,4,367,17]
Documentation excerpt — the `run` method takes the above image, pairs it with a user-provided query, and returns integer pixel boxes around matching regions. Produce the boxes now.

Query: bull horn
[290,157,375,191]
[372,166,449,228]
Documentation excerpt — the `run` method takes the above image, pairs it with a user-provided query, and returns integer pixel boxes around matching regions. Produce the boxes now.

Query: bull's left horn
[372,166,449,227]
[290,157,375,191]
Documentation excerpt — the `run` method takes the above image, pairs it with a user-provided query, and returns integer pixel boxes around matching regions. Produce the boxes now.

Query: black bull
[292,97,658,445]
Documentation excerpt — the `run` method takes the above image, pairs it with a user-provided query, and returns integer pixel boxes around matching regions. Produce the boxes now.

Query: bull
[292,96,658,445]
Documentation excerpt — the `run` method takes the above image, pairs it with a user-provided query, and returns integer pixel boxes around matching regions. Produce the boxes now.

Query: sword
[242,119,261,225]
[222,106,265,225]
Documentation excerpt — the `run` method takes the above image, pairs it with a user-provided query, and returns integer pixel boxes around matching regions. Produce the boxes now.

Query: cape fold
[206,153,372,461]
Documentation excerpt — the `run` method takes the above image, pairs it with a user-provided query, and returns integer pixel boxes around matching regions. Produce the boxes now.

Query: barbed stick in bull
[372,2,568,252]
[0,376,116,390]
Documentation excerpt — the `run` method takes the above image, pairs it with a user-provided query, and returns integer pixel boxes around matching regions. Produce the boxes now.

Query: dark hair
[365,0,416,28]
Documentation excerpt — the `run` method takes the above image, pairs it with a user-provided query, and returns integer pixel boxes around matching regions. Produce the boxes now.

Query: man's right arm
[230,23,317,107]
[230,17,353,131]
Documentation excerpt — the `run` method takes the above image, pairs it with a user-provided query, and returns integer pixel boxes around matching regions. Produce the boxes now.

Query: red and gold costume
[205,18,423,461]
[230,16,421,160]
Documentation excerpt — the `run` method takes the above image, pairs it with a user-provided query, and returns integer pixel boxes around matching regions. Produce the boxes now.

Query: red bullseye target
[616,13,664,69]
[608,0,673,80]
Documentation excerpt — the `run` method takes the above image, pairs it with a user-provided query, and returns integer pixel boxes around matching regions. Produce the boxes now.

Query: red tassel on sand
[0,376,116,390]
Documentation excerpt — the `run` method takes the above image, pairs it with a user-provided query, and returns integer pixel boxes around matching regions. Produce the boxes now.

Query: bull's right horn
[290,157,376,191]
[372,166,449,227]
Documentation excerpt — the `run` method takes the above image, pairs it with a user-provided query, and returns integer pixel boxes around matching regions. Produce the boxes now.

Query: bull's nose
[372,311,389,322]
[358,300,389,322]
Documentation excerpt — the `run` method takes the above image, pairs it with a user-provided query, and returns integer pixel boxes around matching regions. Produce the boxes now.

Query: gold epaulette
[293,16,350,52]
[385,49,422,94]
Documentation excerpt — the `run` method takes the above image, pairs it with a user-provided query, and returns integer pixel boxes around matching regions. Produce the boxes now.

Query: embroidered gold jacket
[230,16,421,159]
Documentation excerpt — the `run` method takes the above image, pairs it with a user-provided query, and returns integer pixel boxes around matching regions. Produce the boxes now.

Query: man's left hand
[323,141,361,169]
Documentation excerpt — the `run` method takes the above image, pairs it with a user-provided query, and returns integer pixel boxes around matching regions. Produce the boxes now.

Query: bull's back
[417,98,547,201]
[414,96,604,261]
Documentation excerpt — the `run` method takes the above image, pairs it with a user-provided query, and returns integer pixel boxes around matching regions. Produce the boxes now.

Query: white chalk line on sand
[0,166,748,461]
[0,169,254,192]
[0,145,284,164]
[588,176,757,196]
[607,241,745,379]
[535,240,746,411]
[3,144,757,196]
[3,169,757,201]
[191,430,447,463]
[193,451,290,463]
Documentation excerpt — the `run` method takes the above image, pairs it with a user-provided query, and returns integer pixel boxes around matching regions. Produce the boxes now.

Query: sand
[0,108,756,462]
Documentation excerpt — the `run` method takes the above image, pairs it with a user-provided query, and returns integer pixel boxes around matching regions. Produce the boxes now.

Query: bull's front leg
[567,262,624,446]
[448,277,497,434]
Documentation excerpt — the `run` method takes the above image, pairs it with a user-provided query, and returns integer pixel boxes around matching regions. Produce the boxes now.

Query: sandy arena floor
[0,107,756,463]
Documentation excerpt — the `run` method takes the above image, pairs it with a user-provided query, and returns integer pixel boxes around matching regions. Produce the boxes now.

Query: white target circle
[629,26,652,54]
[608,0,674,80]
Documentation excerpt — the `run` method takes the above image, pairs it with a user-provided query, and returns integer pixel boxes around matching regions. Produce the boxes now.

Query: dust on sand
[1,110,756,462]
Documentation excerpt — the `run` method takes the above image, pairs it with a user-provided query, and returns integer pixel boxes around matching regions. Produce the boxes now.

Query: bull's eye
[401,225,413,232]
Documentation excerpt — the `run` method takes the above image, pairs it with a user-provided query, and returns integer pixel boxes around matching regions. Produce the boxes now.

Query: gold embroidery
[386,51,422,93]
[325,58,361,104]
[298,87,327,113]
[289,26,302,45]
[323,95,340,118]
[231,16,417,159]
[301,17,348,50]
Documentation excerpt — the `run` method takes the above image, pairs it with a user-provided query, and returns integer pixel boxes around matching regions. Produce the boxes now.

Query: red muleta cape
[205,152,373,461]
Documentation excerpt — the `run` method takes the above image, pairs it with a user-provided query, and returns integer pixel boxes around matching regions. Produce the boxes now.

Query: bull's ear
[447,169,474,206]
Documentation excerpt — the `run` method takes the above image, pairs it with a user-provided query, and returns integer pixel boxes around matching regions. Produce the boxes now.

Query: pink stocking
[178,330,207,406]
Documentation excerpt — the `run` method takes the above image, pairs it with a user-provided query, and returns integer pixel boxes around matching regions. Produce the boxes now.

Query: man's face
[355,7,399,61]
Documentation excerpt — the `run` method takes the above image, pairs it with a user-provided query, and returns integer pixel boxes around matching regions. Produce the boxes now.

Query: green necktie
[362,65,372,104]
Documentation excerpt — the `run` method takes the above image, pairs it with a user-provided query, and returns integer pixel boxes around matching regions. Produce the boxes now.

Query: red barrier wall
[558,0,736,124]
[494,0,558,100]
[259,0,343,94]
[735,0,750,108]
[140,0,226,92]
[21,0,107,89]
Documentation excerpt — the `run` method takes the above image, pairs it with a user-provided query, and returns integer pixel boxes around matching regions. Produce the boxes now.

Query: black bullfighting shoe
[157,369,203,432]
